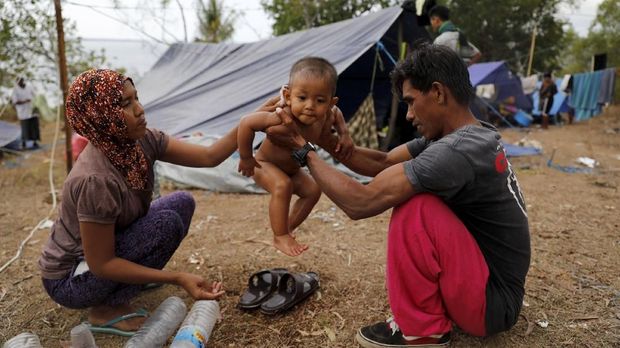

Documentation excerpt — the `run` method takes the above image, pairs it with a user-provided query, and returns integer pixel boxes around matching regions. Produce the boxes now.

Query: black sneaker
[356,317,450,347]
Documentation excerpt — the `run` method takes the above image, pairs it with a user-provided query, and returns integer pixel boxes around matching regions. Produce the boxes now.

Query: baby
[237,57,352,256]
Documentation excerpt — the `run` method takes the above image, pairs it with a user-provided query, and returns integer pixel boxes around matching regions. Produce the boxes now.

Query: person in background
[429,5,482,66]
[539,72,558,129]
[11,77,40,149]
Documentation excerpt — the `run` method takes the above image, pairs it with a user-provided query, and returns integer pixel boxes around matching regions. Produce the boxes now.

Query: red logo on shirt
[495,152,508,173]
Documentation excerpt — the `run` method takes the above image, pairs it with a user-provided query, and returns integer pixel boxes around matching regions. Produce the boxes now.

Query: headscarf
[66,69,148,190]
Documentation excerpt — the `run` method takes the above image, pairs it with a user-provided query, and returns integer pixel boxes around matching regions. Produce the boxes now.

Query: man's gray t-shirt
[403,122,530,335]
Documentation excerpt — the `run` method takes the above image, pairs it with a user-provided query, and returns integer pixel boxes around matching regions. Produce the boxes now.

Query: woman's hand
[256,95,282,113]
[177,272,225,300]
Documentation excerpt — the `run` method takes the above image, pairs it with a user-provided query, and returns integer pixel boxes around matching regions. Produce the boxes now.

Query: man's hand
[177,272,225,300]
[266,106,305,149]
[274,104,294,126]
[238,156,261,177]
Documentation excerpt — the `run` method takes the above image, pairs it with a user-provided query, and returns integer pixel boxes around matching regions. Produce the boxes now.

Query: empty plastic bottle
[124,296,188,348]
[170,300,221,348]
[2,332,42,348]
[70,323,98,348]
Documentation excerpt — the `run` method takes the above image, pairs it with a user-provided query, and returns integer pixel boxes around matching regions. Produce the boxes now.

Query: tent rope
[376,41,397,67]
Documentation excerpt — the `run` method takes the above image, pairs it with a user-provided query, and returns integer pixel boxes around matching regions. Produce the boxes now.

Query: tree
[563,0,620,74]
[445,0,572,74]
[261,0,397,36]
[0,0,105,95]
[195,0,236,43]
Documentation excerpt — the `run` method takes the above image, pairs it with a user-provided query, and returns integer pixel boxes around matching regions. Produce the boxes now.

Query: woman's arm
[160,95,283,168]
[81,221,224,300]
[160,125,239,167]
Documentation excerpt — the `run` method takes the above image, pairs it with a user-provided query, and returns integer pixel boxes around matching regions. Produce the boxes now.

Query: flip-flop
[86,308,149,337]
[141,282,163,291]
[260,272,320,315]
[238,268,288,310]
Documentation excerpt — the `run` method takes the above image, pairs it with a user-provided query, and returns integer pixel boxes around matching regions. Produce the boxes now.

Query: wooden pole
[381,19,403,151]
[54,0,73,173]
[526,26,537,76]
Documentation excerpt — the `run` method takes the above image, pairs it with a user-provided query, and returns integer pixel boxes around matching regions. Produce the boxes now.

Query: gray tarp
[138,6,405,137]
[137,6,429,192]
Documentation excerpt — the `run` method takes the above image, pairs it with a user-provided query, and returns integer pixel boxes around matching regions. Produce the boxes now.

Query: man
[429,5,481,66]
[274,43,530,347]
[11,77,40,149]
[539,72,558,129]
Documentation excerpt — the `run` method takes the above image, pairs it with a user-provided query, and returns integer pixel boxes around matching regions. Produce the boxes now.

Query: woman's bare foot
[88,304,147,332]
[274,234,308,256]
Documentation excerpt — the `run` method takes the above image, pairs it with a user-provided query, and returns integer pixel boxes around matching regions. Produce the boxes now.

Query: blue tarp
[0,121,20,148]
[569,70,604,121]
[468,61,532,110]
[138,7,429,137]
[502,142,541,157]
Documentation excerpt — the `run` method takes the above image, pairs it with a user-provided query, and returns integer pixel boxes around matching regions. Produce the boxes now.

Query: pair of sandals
[238,268,320,315]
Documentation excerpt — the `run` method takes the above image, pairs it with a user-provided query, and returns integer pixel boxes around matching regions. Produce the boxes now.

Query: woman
[38,69,280,336]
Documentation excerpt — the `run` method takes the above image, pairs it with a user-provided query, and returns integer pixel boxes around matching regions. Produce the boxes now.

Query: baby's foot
[273,234,308,256]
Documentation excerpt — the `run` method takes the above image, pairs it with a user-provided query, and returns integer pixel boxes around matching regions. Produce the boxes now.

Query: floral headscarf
[66,69,148,190]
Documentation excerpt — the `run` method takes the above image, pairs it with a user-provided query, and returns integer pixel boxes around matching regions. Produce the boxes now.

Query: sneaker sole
[355,330,450,348]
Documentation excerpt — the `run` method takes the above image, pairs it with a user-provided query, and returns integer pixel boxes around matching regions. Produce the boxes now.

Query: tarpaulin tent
[468,61,532,110]
[137,6,429,140]
[0,121,20,148]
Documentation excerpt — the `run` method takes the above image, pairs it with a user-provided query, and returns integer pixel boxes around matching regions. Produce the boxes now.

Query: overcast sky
[63,0,602,44]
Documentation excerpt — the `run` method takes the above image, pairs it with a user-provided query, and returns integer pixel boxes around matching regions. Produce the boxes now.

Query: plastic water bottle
[124,296,188,348]
[2,332,42,348]
[170,300,221,348]
[70,323,98,348]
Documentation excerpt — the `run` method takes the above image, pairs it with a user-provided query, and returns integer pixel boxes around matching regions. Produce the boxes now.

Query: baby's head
[284,57,338,125]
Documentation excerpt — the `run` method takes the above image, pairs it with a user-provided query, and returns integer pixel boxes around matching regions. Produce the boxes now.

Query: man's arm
[305,150,415,219]
[318,131,412,177]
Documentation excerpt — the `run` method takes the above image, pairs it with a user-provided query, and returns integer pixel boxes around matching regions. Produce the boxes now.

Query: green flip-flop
[87,308,149,337]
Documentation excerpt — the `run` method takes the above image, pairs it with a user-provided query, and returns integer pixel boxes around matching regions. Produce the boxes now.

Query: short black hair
[429,5,450,21]
[289,57,338,96]
[390,42,474,106]
[543,72,552,78]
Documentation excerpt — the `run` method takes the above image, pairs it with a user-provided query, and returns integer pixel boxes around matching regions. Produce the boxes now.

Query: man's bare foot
[88,304,147,332]
[274,234,308,256]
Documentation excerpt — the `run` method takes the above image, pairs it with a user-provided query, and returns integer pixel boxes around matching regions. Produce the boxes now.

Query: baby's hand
[335,133,354,161]
[238,156,261,177]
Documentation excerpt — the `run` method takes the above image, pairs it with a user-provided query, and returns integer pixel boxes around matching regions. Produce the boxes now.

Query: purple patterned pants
[42,191,195,309]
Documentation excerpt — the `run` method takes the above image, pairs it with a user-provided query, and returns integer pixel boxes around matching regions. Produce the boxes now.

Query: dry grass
[1,107,619,347]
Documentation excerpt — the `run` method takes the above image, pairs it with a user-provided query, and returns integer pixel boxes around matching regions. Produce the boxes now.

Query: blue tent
[468,61,532,110]
[138,6,429,138]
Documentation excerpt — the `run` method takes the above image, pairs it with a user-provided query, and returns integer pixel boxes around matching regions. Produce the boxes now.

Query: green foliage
[0,0,105,93]
[562,0,620,74]
[195,0,236,43]
[260,0,397,36]
[445,0,571,75]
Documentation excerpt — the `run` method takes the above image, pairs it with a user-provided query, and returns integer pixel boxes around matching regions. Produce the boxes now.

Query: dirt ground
[1,107,619,347]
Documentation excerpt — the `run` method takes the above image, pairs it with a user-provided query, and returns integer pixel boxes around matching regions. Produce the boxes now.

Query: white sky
[63,0,602,44]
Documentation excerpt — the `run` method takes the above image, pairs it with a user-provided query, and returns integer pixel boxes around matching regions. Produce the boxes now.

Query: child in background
[237,57,353,256]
